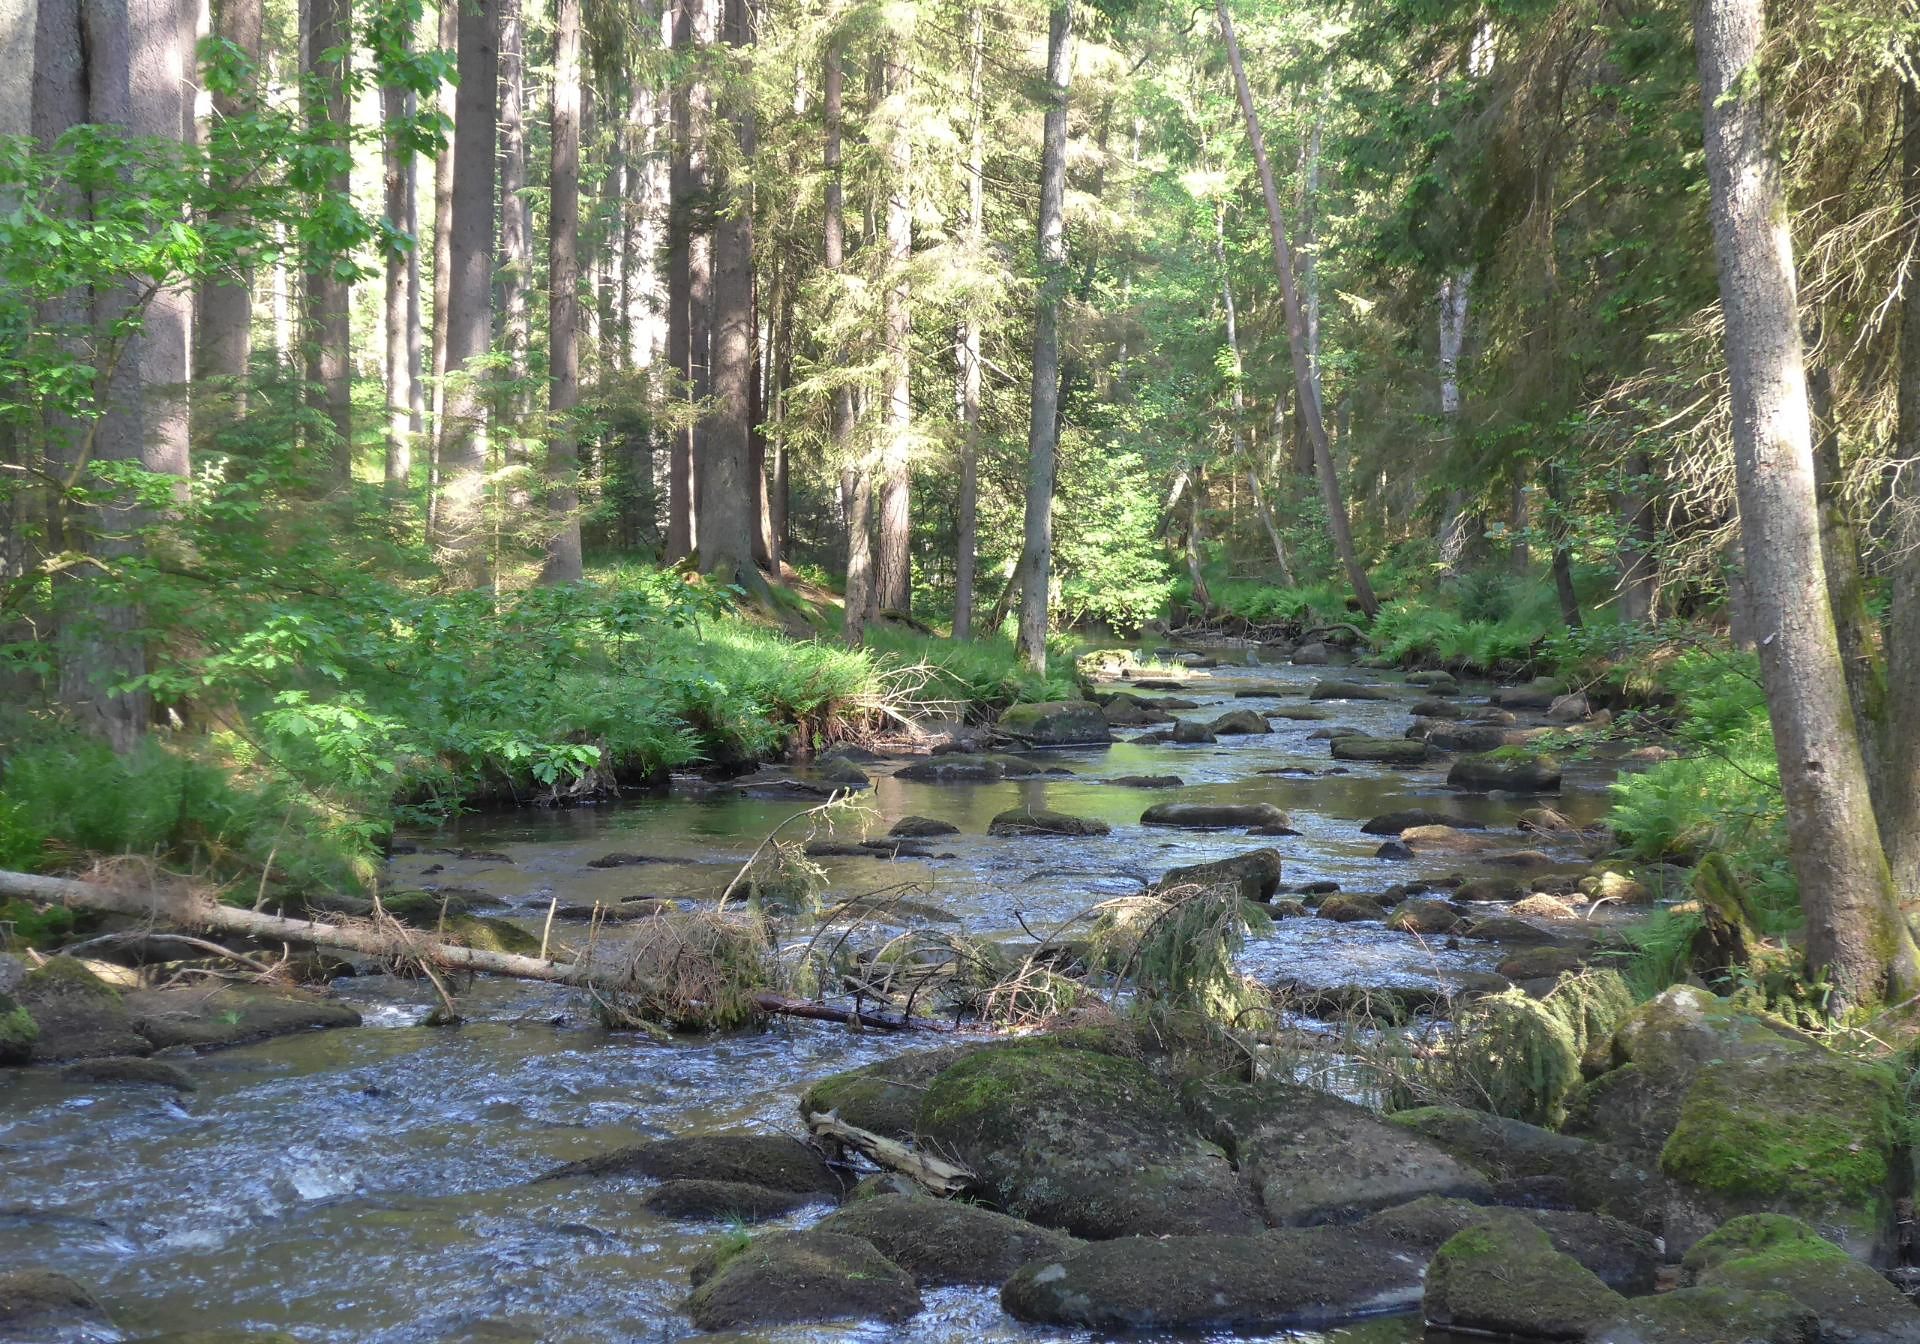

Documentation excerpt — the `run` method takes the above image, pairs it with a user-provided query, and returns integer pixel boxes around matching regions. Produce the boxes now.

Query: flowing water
[0,657,1634,1344]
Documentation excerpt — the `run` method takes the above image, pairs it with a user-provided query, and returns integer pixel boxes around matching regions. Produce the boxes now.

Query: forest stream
[0,653,1640,1344]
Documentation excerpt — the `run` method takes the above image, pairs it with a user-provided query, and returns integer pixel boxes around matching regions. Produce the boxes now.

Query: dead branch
[806,1110,974,1196]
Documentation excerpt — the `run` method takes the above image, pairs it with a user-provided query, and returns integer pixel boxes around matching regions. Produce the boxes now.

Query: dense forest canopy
[6,0,1920,1012]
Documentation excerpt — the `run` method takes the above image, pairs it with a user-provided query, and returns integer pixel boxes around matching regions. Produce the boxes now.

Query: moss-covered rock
[1170,718,1217,743]
[1000,1227,1425,1331]
[440,914,542,956]
[16,956,150,1061]
[996,700,1112,746]
[1448,751,1562,793]
[1362,1196,1658,1294]
[0,993,36,1066]
[1384,898,1463,934]
[1563,1062,1690,1161]
[1159,848,1284,902]
[1317,894,1387,923]
[1498,946,1588,980]
[1207,708,1270,735]
[542,1133,850,1196]
[1183,1079,1489,1226]
[889,815,959,838]
[1609,984,1807,1073]
[797,1044,991,1140]
[126,984,360,1051]
[987,807,1110,837]
[1409,697,1465,719]
[1590,1286,1818,1344]
[814,1193,1080,1285]
[1659,1052,1900,1262]
[60,1055,197,1091]
[1309,680,1394,701]
[0,1269,109,1336]
[1682,1214,1920,1342]
[642,1178,818,1220]
[1331,736,1430,764]
[895,754,1007,781]
[1386,1105,1587,1182]
[914,1042,1260,1239]
[1423,1218,1624,1340]
[1428,724,1522,753]
[684,1229,920,1330]
[1139,801,1290,830]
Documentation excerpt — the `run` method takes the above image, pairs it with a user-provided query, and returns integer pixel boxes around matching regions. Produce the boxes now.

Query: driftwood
[806,1110,975,1196]
[0,868,914,1031]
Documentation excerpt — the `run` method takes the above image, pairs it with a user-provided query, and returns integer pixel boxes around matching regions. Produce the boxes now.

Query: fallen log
[806,1110,975,1196]
[0,867,915,1031]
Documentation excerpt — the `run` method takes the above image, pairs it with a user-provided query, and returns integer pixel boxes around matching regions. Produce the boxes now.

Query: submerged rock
[1140,801,1290,830]
[987,807,1110,838]
[1269,704,1333,720]
[542,1133,849,1197]
[915,1042,1261,1239]
[1001,1226,1423,1331]
[1108,773,1183,788]
[814,1194,1080,1286]
[1158,848,1283,902]
[1423,1217,1624,1340]
[1448,751,1563,792]
[996,700,1112,746]
[685,1230,920,1330]
[0,1269,109,1338]
[59,1056,197,1091]
[644,1179,818,1220]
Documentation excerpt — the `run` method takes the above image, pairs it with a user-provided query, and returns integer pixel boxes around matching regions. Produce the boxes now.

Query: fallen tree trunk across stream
[0,867,913,1031]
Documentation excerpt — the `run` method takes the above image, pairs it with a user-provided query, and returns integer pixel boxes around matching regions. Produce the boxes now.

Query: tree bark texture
[302,0,353,485]
[874,30,914,614]
[950,3,985,638]
[542,0,584,581]
[192,0,260,431]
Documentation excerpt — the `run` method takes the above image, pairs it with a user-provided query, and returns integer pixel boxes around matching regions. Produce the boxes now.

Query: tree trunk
[769,276,792,570]
[1882,77,1920,903]
[696,0,756,582]
[665,0,696,561]
[875,30,914,615]
[1616,452,1658,624]
[1694,0,1919,1011]
[383,60,417,494]
[950,3,985,639]
[1214,203,1292,585]
[1510,477,1531,573]
[1436,269,1471,574]
[433,0,499,577]
[302,0,352,486]
[825,36,869,647]
[1808,363,1881,786]
[192,0,260,432]
[497,0,531,517]
[428,0,456,532]
[1216,0,1376,617]
[1016,2,1071,674]
[130,0,189,486]
[686,0,715,556]
[542,0,584,582]
[1545,464,1581,630]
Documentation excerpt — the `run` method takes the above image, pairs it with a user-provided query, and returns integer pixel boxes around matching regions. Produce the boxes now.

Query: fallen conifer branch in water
[806,1110,975,1196]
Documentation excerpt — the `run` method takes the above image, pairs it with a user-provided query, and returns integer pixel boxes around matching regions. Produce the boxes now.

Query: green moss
[1449,990,1582,1125]
[0,899,79,949]
[1543,968,1635,1066]
[1660,1054,1898,1208]
[441,914,541,956]
[1680,1213,1845,1281]
[0,997,36,1064]
[21,955,120,1001]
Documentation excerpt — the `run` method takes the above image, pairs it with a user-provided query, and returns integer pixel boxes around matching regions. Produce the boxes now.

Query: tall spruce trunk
[950,3,985,639]
[383,65,417,493]
[1883,79,1920,901]
[193,0,260,431]
[1016,2,1071,673]
[542,0,584,581]
[1436,269,1471,573]
[1214,204,1292,584]
[686,0,715,553]
[875,31,914,614]
[497,0,531,509]
[1217,0,1376,617]
[665,0,696,560]
[433,0,499,576]
[428,0,456,531]
[1694,0,1919,1011]
[1617,452,1658,623]
[826,37,870,647]
[302,0,352,485]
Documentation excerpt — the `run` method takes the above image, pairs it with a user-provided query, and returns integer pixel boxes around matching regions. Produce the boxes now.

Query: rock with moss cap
[1001,1226,1425,1331]
[1316,894,1387,923]
[1423,1217,1625,1340]
[685,1229,920,1330]
[1388,1105,1586,1180]
[996,700,1112,746]
[60,1055,197,1091]
[1183,1079,1489,1226]
[1609,984,1808,1072]
[1658,1051,1901,1262]
[1207,708,1270,735]
[914,1042,1260,1238]
[15,956,151,1060]
[1363,1196,1658,1294]
[643,1179,820,1220]
[798,1044,990,1140]
[987,807,1110,838]
[541,1133,850,1197]
[888,816,959,838]
[1309,680,1393,701]
[0,1269,110,1337]
[814,1194,1080,1285]
[1140,801,1290,830]
[1591,1287,1818,1344]
[1680,1214,1920,1342]
[1448,751,1563,792]
[1158,849,1284,902]
[1331,737,1430,764]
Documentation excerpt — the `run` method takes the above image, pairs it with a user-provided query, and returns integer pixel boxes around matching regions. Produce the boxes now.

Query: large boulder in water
[1140,801,1290,830]
[1360,809,1484,835]
[814,1194,1080,1285]
[799,1045,988,1140]
[685,1230,920,1330]
[1681,1214,1920,1342]
[542,1133,850,1197]
[1427,724,1521,753]
[1330,736,1429,764]
[914,1042,1261,1239]
[996,700,1112,746]
[1207,708,1269,736]
[1158,848,1283,902]
[1182,1079,1489,1225]
[1423,1218,1625,1340]
[15,957,150,1060]
[1309,679,1391,701]
[987,807,1110,838]
[1000,1226,1424,1331]
[1291,641,1330,664]
[1591,1286,1818,1344]
[644,1179,818,1220]
[1362,1196,1658,1295]
[126,984,360,1051]
[1169,718,1217,744]
[1448,751,1562,792]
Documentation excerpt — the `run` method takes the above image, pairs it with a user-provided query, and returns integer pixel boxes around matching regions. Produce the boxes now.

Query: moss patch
[0,996,36,1065]
[1424,1218,1623,1340]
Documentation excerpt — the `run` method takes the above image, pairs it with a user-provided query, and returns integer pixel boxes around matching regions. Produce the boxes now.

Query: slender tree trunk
[383,62,417,494]
[192,0,260,433]
[1882,78,1920,903]
[666,0,696,561]
[302,0,352,485]
[433,0,499,575]
[1617,452,1658,623]
[542,0,584,581]
[874,28,914,614]
[687,0,715,553]
[1182,469,1212,616]
[949,3,985,639]
[1808,361,1881,788]
[428,0,457,532]
[497,0,531,517]
[1510,477,1531,572]
[770,276,792,570]
[1545,464,1581,629]
[1213,203,1292,585]
[826,38,869,646]
[1016,2,1072,673]
[130,0,189,487]
[1436,268,1471,573]
[1217,0,1376,617]
[1694,0,1919,1011]
[749,273,772,569]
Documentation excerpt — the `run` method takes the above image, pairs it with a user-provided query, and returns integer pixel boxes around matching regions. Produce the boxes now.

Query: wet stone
[643,1179,819,1220]
[987,807,1110,838]
[1108,773,1183,788]
[59,1055,198,1091]
[542,1133,850,1197]
[1140,801,1290,830]
[685,1229,921,1330]
[814,1194,1081,1286]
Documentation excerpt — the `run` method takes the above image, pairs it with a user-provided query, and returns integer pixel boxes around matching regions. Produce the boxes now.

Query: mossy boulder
[1496,946,1587,980]
[0,1269,109,1336]
[1448,751,1562,792]
[1408,670,1461,690]
[996,700,1112,746]
[1387,1105,1588,1183]
[1362,1196,1658,1294]
[1409,697,1466,719]
[1317,894,1387,923]
[441,914,542,956]
[1207,708,1270,735]
[126,984,360,1051]
[0,993,36,1066]
[1679,1213,1920,1340]
[643,1179,818,1220]
[814,1194,1080,1285]
[542,1133,850,1197]
[1139,801,1290,830]
[1000,1226,1425,1331]
[1269,704,1333,720]
[1331,736,1430,764]
[1423,1218,1625,1340]
[1183,1079,1489,1226]
[987,807,1110,838]
[60,1055,197,1091]
[378,887,489,923]
[685,1230,920,1330]
[1590,1286,1818,1344]
[895,754,1007,781]
[1659,1052,1900,1262]
[1309,680,1393,701]
[798,1044,989,1141]
[1159,848,1283,902]
[1563,1062,1689,1160]
[914,1042,1261,1238]
[16,956,150,1061]
[1608,983,1806,1072]
[1428,724,1521,753]
[1101,695,1174,726]
[1170,718,1217,743]
[888,816,959,838]
[1385,898,1463,934]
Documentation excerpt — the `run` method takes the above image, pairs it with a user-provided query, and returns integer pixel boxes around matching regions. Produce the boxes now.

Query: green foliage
[1200,579,1351,629]
[859,627,1081,712]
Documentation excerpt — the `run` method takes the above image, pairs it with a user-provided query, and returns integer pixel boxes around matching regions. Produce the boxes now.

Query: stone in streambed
[1207,708,1269,735]
[1400,823,1498,853]
[799,1044,991,1140]
[1590,1286,1818,1344]
[1170,718,1217,744]
[1409,697,1464,718]
[1385,898,1464,933]
[1449,751,1562,792]
[996,700,1112,745]
[587,851,669,868]
[1423,1217,1624,1340]
[1309,679,1391,700]
[1291,641,1331,664]
[987,807,1110,838]
[644,1179,819,1220]
[1183,1079,1489,1226]
[15,956,149,1061]
[1426,724,1520,753]
[685,1230,920,1330]
[1362,809,1484,836]
[1268,704,1333,720]
[1001,1226,1423,1331]
[541,1133,850,1196]
[126,983,360,1051]
[814,1194,1079,1286]
[1330,736,1429,764]
[1140,801,1290,830]
[60,1055,197,1091]
[1682,1214,1920,1342]
[1408,670,1461,691]
[1108,773,1183,788]
[1363,1196,1658,1294]
[1388,1106,1588,1182]
[1492,680,1567,709]
[1101,696,1172,726]
[1158,848,1283,902]
[1317,894,1386,922]
[915,1042,1261,1238]
[0,1269,111,1338]
[889,815,958,837]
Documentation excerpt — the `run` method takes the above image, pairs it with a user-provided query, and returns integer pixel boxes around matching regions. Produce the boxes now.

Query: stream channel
[0,654,1637,1344]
